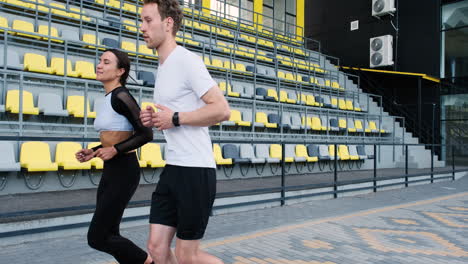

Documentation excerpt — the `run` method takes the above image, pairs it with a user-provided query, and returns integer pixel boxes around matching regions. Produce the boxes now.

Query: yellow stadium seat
[285,73,295,82]
[0,16,9,31]
[296,145,318,162]
[219,82,240,97]
[331,98,338,108]
[277,71,286,79]
[345,100,355,111]
[230,110,251,127]
[213,144,232,165]
[203,57,211,67]
[12,20,40,39]
[23,53,54,74]
[121,41,137,55]
[338,99,347,110]
[306,95,321,107]
[298,93,308,105]
[355,120,364,132]
[123,20,137,32]
[82,34,100,49]
[256,112,277,128]
[280,91,296,104]
[56,142,91,170]
[122,3,137,13]
[338,145,351,161]
[67,95,96,118]
[69,8,91,22]
[87,142,103,169]
[223,61,235,70]
[20,142,58,172]
[107,0,121,9]
[235,63,248,73]
[140,143,166,168]
[328,145,338,160]
[138,44,155,58]
[6,90,39,115]
[75,61,96,79]
[6,0,32,9]
[49,3,69,17]
[270,144,294,162]
[50,58,79,77]
[211,59,225,70]
[267,89,279,102]
[37,25,63,43]
[311,117,326,131]
[367,121,382,133]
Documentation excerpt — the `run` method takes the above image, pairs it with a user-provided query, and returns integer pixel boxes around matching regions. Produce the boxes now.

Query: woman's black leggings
[87,152,147,264]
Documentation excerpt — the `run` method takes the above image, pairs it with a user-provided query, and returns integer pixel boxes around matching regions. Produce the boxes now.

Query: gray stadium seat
[347,118,356,132]
[128,70,144,85]
[348,145,360,159]
[242,84,254,98]
[290,113,302,130]
[138,71,155,87]
[320,117,329,130]
[38,93,69,117]
[288,92,298,102]
[255,87,267,100]
[242,110,264,128]
[281,113,292,130]
[322,95,332,108]
[329,118,339,131]
[246,65,256,74]
[102,38,119,48]
[286,145,306,162]
[0,104,5,112]
[267,113,280,127]
[318,145,331,161]
[255,144,280,163]
[106,16,122,29]
[307,145,320,159]
[222,144,250,164]
[240,144,265,164]
[0,142,21,171]
[357,145,372,159]
[61,29,80,42]
[264,68,276,78]
[0,47,22,70]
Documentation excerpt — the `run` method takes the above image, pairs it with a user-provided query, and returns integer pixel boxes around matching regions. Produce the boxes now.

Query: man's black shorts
[149,164,216,240]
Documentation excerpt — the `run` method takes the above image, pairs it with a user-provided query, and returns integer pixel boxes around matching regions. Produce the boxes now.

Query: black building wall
[306,0,441,77]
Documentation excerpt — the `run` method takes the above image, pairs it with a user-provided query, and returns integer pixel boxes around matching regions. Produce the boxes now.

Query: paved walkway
[1,176,467,264]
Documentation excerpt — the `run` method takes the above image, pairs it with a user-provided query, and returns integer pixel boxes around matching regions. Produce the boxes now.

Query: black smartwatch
[172,112,180,127]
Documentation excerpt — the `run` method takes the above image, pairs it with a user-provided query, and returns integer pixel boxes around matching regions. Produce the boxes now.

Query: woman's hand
[94,147,118,161]
[75,149,95,162]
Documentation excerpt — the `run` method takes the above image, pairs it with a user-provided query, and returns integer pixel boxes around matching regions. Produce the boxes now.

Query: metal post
[418,78,422,138]
[430,144,434,183]
[373,144,377,192]
[281,142,285,206]
[334,143,338,199]
[405,144,408,187]
[452,145,455,181]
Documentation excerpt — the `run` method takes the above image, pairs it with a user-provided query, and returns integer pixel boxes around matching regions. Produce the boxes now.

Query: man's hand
[94,147,118,161]
[75,149,95,162]
[140,106,155,128]
[153,104,175,131]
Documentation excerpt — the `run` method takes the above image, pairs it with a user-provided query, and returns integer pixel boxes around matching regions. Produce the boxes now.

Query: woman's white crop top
[91,86,153,153]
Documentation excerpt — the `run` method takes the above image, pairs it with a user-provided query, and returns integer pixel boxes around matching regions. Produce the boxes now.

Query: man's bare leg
[175,238,223,264]
[147,224,178,264]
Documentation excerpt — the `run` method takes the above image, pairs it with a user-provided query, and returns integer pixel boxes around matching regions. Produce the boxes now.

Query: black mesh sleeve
[110,87,153,153]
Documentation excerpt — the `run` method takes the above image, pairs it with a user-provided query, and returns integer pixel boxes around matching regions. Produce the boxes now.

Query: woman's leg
[87,153,148,264]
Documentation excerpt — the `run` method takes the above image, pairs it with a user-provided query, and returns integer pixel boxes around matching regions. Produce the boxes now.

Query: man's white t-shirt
[153,45,217,168]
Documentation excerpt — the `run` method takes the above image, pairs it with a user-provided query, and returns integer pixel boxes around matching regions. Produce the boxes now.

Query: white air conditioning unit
[370,35,394,68]
[372,0,396,17]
